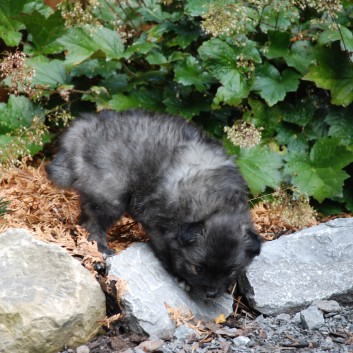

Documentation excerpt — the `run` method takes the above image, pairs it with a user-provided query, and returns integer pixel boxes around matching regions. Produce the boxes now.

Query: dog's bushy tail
[45,151,74,188]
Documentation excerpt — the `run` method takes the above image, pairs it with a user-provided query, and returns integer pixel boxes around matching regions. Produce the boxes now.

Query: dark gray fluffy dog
[46,110,261,298]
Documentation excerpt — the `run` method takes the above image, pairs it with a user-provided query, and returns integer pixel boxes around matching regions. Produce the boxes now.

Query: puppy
[46,110,261,298]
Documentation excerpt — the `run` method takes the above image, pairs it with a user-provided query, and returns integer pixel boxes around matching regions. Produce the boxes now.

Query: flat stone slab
[239,218,353,316]
[107,243,233,339]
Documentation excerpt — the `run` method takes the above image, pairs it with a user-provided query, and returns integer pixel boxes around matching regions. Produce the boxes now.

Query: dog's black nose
[206,289,220,299]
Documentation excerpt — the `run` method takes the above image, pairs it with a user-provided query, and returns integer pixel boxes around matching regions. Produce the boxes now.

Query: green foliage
[284,138,353,203]
[252,63,301,107]
[0,197,9,217]
[0,0,352,214]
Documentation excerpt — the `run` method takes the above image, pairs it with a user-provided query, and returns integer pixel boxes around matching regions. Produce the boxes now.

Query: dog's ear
[245,229,262,257]
[178,221,205,246]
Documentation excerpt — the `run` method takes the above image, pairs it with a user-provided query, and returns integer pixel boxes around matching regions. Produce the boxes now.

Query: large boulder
[239,218,353,315]
[107,243,233,339]
[0,228,106,353]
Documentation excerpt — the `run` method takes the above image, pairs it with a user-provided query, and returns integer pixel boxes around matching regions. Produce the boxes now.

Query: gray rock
[173,324,201,342]
[300,306,325,330]
[239,218,353,315]
[107,243,233,339]
[275,313,291,322]
[312,299,341,313]
[76,346,90,353]
[0,228,106,353]
[135,339,164,352]
[232,336,250,346]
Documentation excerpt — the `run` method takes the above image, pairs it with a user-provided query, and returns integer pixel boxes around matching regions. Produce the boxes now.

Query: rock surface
[59,302,353,353]
[300,305,325,330]
[107,243,233,339]
[0,228,106,353]
[239,218,353,315]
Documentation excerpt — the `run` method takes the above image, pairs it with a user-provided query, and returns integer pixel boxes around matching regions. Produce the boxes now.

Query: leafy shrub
[0,196,9,217]
[0,0,352,213]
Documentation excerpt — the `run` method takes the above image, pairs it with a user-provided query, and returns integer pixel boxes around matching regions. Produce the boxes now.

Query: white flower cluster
[224,121,263,149]
[201,3,255,37]
[0,51,35,96]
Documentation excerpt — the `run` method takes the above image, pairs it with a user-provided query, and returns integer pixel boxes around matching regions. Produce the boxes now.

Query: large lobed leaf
[285,138,353,202]
[199,38,250,106]
[0,95,41,133]
[303,47,353,107]
[224,140,283,195]
[0,0,26,46]
[252,63,300,106]
[174,56,213,92]
[58,26,125,67]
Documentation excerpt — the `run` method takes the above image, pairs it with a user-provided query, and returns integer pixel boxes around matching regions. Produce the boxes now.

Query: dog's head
[172,213,261,299]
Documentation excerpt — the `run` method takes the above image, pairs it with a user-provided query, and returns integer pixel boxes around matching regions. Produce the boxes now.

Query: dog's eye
[197,229,206,236]
[194,265,206,274]
[227,270,236,278]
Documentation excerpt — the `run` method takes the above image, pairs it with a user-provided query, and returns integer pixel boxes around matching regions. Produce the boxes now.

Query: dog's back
[46,110,236,201]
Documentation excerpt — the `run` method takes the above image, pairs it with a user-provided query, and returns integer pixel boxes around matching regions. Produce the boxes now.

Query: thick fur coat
[46,110,261,298]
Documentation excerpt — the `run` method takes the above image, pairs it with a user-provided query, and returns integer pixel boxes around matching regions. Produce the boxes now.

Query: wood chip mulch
[0,163,147,271]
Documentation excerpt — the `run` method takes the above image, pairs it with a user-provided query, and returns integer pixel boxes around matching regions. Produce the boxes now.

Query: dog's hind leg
[78,195,123,256]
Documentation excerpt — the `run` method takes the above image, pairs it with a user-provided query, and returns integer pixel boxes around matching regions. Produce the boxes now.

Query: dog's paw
[101,247,115,259]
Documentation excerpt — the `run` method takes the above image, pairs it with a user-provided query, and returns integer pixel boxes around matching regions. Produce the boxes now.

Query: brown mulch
[0,163,148,270]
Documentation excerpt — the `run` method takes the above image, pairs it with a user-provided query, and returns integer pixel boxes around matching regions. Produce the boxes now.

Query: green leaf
[174,56,212,92]
[109,90,163,112]
[260,5,299,32]
[184,0,212,16]
[199,38,250,105]
[167,23,201,49]
[82,86,111,111]
[28,57,69,88]
[148,22,171,42]
[239,39,262,64]
[123,42,157,59]
[285,40,315,75]
[57,28,98,66]
[284,138,353,202]
[343,183,353,212]
[163,87,210,119]
[325,108,353,147]
[70,59,121,79]
[58,26,124,67]
[23,0,53,16]
[90,26,125,60]
[0,0,28,46]
[265,32,315,74]
[265,31,291,59]
[252,63,300,106]
[138,4,172,22]
[310,138,353,169]
[319,26,353,52]
[199,38,238,88]
[21,10,65,54]
[0,95,42,133]
[236,145,283,195]
[303,47,353,107]
[244,99,281,137]
[280,98,315,126]
[285,158,349,203]
[213,75,249,107]
[108,93,141,111]
[146,50,168,65]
